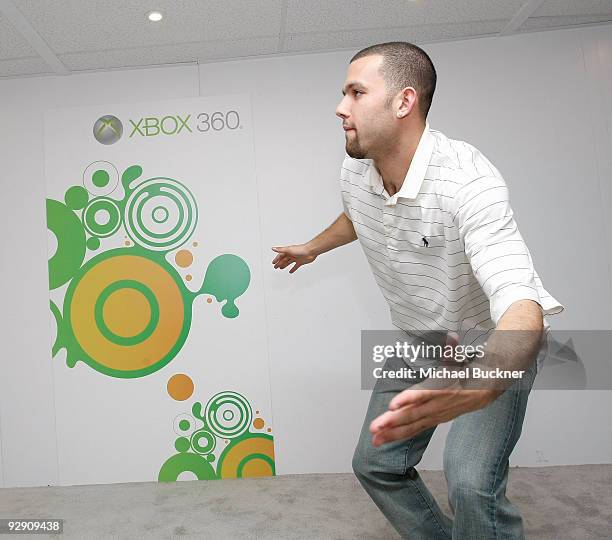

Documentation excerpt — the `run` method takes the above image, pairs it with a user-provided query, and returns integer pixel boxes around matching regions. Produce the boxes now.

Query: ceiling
[1,0,611,79]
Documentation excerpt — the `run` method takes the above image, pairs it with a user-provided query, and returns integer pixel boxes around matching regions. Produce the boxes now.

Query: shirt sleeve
[341,191,352,220]
[452,174,564,326]
[339,156,353,221]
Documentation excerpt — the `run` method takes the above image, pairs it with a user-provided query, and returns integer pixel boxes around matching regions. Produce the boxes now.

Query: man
[272,42,563,539]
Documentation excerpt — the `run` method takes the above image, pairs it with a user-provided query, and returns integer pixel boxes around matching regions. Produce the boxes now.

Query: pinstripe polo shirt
[340,122,564,346]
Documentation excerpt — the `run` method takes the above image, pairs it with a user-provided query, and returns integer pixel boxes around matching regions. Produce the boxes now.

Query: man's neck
[374,123,426,197]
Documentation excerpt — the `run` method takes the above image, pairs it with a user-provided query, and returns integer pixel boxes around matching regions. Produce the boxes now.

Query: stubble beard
[345,131,367,159]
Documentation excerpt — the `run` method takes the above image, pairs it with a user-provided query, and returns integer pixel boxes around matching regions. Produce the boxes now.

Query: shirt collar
[361,122,435,202]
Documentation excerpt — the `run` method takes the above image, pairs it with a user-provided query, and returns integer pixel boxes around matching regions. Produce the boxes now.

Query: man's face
[335,55,396,159]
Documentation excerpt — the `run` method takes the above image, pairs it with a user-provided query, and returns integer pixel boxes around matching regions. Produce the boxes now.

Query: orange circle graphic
[167,373,194,401]
[70,254,184,371]
[175,250,193,268]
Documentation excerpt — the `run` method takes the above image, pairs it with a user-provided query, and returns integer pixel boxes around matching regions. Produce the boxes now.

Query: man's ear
[397,87,418,117]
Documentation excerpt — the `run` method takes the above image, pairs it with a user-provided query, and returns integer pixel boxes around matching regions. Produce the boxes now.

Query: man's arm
[464,298,543,397]
[272,212,357,273]
[367,299,544,447]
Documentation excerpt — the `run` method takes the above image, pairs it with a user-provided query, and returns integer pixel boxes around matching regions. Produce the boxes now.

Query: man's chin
[346,145,367,160]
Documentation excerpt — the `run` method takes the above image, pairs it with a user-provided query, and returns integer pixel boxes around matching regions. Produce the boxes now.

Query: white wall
[1,23,611,487]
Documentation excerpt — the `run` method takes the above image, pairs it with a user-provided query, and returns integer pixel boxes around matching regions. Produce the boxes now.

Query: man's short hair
[350,42,437,120]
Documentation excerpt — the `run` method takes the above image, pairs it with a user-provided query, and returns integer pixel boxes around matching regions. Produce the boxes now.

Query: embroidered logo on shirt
[422,236,429,247]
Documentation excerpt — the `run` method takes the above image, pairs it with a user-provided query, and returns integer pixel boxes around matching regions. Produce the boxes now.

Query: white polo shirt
[340,122,564,346]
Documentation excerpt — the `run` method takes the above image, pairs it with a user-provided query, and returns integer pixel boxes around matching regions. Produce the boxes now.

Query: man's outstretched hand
[271,244,317,273]
[369,383,495,447]
[369,332,496,447]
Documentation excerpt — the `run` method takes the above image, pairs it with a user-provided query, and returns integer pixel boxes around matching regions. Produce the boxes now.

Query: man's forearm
[464,299,544,396]
[306,212,357,256]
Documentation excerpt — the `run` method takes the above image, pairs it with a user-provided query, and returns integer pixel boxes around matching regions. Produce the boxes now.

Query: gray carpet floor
[1,464,610,539]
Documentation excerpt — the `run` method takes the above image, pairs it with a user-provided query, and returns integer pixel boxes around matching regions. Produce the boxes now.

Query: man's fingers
[273,254,290,267]
[271,247,307,273]
[370,409,404,433]
[388,388,431,411]
[370,402,425,434]
[273,255,290,269]
[272,247,299,270]
[372,420,431,447]
[277,259,292,269]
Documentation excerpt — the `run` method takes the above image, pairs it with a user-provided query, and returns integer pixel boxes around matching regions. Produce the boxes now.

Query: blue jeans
[352,345,540,539]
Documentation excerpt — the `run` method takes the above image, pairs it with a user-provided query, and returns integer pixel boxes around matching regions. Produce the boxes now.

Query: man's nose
[336,98,349,119]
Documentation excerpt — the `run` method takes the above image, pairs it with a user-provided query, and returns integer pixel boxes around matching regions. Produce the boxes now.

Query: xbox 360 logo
[93,115,123,145]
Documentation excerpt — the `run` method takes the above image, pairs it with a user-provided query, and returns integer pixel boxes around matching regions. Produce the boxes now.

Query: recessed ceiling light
[147,10,163,22]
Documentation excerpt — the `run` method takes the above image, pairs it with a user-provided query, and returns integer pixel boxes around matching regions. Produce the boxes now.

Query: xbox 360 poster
[44,94,275,486]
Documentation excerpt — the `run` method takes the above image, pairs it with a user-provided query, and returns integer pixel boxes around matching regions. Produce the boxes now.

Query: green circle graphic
[86,236,101,250]
[83,198,122,237]
[134,190,184,239]
[205,391,252,439]
[175,437,191,453]
[158,452,217,482]
[94,279,160,346]
[65,186,89,210]
[152,206,169,224]
[190,429,216,455]
[47,199,86,290]
[124,178,197,251]
[92,170,110,187]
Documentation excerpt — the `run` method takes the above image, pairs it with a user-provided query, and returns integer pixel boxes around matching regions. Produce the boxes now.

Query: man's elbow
[499,299,544,333]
